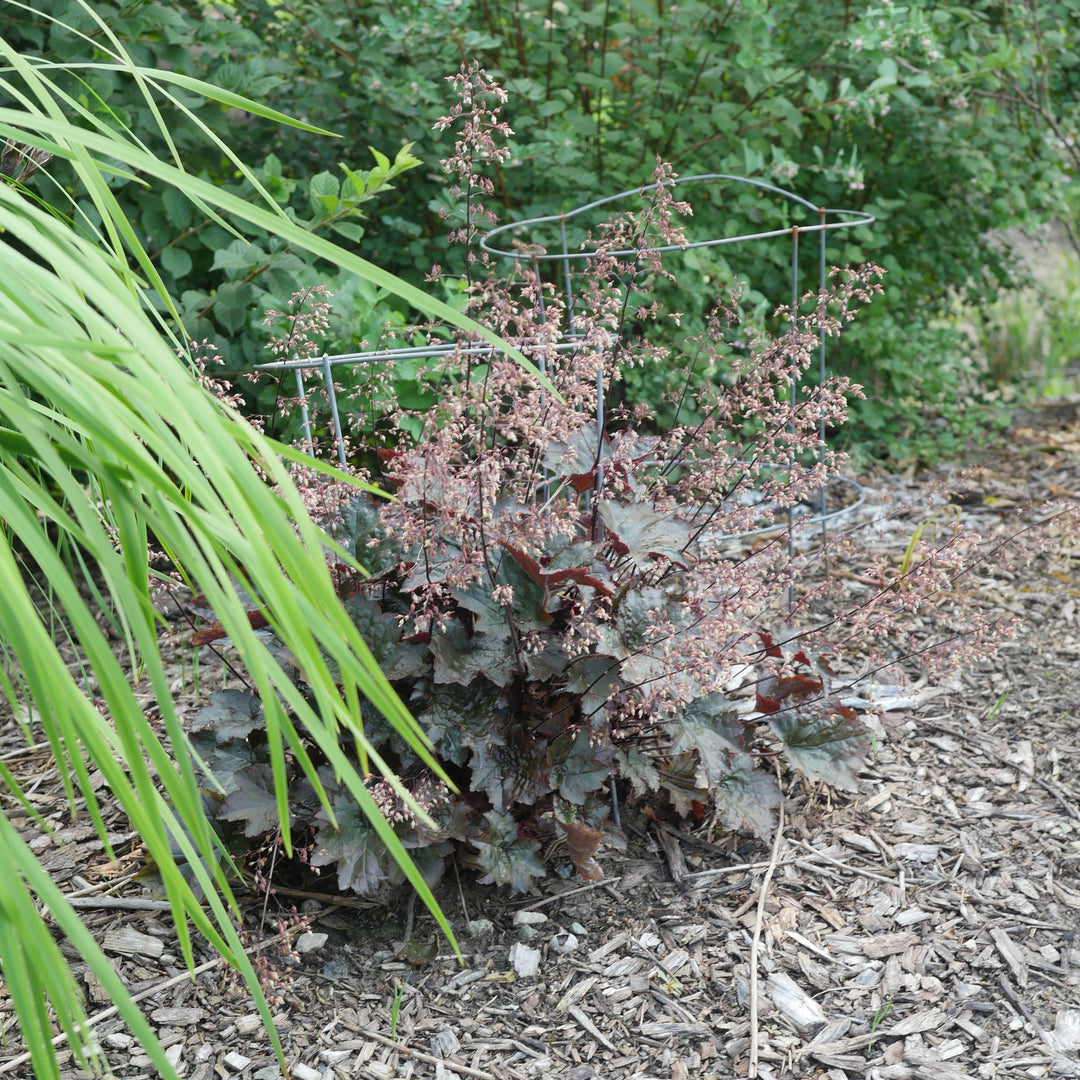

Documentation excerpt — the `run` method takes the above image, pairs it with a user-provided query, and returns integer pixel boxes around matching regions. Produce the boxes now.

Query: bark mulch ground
[3,399,1080,1080]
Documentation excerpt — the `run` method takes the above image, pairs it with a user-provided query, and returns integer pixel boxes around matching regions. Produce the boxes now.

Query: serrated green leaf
[331,220,365,242]
[600,501,691,567]
[309,170,340,214]
[769,707,870,791]
[161,187,192,230]
[547,731,610,804]
[211,242,265,271]
[160,244,191,279]
[212,281,253,334]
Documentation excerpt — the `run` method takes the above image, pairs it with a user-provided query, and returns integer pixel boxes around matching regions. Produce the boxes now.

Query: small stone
[253,1067,283,1080]
[164,1044,184,1068]
[300,899,323,915]
[570,922,588,936]
[466,918,494,937]
[296,932,329,954]
[291,1065,322,1080]
[512,910,548,927]
[224,1051,252,1072]
[551,931,579,954]
[103,1033,134,1050]
[322,956,348,978]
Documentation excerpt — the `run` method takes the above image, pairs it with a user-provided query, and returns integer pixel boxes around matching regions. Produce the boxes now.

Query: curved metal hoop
[256,175,875,562]
[480,172,875,262]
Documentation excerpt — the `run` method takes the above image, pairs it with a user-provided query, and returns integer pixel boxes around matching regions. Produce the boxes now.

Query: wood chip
[765,972,826,1035]
[101,927,164,958]
[555,976,598,1013]
[568,1005,616,1050]
[886,1010,949,1036]
[863,931,920,958]
[990,927,1029,988]
[638,1021,712,1039]
[149,1007,205,1025]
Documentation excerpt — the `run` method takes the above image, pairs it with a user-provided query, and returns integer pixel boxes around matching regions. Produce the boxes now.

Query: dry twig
[748,800,785,1079]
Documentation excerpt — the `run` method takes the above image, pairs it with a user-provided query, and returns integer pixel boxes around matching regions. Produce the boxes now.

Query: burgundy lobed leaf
[499,541,615,597]
[757,632,784,658]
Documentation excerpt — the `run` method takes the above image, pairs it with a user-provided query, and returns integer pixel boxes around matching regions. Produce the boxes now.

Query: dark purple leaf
[473,811,547,892]
[712,762,782,839]
[616,747,661,796]
[543,425,603,492]
[430,620,516,688]
[219,764,279,837]
[310,799,389,895]
[188,689,262,742]
[657,753,704,818]
[469,728,550,813]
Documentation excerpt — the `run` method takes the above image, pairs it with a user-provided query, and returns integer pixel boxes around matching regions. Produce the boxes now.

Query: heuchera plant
[186,65,1013,895]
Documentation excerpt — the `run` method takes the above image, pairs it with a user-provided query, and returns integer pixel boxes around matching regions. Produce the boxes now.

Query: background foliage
[5,0,1076,461]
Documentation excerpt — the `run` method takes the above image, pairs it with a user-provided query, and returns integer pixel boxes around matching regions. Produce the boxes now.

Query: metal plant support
[255,175,874,557]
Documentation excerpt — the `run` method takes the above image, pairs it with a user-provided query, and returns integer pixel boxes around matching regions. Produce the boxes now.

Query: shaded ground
[3,400,1080,1080]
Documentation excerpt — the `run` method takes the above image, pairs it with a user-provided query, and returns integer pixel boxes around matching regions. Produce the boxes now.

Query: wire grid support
[255,174,874,560]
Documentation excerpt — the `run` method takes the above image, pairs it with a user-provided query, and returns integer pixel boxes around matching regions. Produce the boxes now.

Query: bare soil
[3,401,1080,1080]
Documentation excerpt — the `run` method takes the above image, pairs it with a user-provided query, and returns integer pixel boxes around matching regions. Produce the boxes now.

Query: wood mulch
[2,399,1080,1080]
